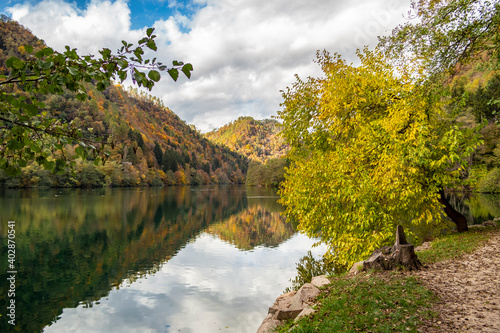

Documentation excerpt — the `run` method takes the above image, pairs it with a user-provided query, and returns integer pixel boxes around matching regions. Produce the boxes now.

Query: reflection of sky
[44,232,326,333]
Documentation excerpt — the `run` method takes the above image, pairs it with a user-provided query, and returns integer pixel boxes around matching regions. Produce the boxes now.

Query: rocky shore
[256,275,331,333]
[257,222,500,332]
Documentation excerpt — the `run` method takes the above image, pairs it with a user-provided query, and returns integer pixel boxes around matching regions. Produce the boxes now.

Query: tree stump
[363,225,422,271]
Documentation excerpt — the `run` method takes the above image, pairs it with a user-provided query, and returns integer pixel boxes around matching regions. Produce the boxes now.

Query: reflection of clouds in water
[44,232,325,333]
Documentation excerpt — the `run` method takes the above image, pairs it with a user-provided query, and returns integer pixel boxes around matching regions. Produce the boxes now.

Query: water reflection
[0,186,322,332]
[447,192,500,224]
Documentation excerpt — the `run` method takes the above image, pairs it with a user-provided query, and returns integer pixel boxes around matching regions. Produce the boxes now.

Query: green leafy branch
[0,27,192,176]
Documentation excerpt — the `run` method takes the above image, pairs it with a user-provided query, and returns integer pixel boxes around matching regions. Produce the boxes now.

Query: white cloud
[6,0,411,132]
[44,232,326,333]
[7,0,143,54]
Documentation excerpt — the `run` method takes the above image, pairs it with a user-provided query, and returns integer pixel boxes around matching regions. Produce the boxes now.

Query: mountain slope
[204,116,288,163]
[0,17,248,187]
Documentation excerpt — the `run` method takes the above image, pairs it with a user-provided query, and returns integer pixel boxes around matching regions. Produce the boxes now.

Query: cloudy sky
[2,0,412,132]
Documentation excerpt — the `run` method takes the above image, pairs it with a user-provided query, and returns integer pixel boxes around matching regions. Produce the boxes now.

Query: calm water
[0,185,324,333]
[448,192,500,225]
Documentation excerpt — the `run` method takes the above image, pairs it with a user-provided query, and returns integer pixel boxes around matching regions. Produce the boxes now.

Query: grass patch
[277,274,436,333]
[417,226,499,264]
[276,225,500,333]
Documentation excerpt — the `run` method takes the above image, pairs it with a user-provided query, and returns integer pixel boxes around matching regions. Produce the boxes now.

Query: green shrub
[285,251,335,292]
[478,168,500,193]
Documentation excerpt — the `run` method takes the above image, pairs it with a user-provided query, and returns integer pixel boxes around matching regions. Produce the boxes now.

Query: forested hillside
[205,116,288,163]
[0,18,248,187]
[447,53,500,192]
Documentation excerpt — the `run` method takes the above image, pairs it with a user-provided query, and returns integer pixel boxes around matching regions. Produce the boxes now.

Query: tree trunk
[362,226,422,271]
[438,189,468,232]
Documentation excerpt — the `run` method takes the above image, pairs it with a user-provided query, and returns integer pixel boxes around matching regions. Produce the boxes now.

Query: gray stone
[290,283,320,310]
[311,275,330,288]
[483,220,497,227]
[268,291,295,316]
[256,314,281,333]
[294,307,316,322]
[267,290,304,321]
[349,261,364,275]
[275,307,304,321]
[415,242,431,252]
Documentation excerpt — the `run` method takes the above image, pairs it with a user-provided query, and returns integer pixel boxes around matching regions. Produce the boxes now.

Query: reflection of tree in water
[447,192,500,225]
[206,206,294,250]
[0,186,246,333]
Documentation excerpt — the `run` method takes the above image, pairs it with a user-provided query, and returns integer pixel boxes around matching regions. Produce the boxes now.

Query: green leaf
[100,48,111,59]
[43,160,55,171]
[117,59,128,68]
[29,143,41,153]
[4,165,20,176]
[168,69,179,82]
[76,93,88,101]
[96,82,106,91]
[68,67,79,76]
[18,159,27,168]
[35,155,46,165]
[75,146,86,157]
[182,63,193,79]
[148,70,161,82]
[146,40,157,51]
[12,59,25,70]
[40,61,54,70]
[146,27,154,37]
[25,45,33,54]
[106,63,116,72]
[7,139,24,151]
[35,49,45,58]
[5,57,17,68]
[43,47,54,56]
[173,60,184,66]
[118,71,127,82]
[24,104,39,116]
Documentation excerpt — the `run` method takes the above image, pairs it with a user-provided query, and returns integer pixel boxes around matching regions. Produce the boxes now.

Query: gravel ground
[414,230,500,332]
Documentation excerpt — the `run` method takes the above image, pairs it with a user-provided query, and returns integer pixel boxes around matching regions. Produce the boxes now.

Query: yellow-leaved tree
[278,49,480,270]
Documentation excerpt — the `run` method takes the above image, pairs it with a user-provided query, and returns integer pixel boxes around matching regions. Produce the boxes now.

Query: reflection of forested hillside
[206,206,294,250]
[0,186,246,333]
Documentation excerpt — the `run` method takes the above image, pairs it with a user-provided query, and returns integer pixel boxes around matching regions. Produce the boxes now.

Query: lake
[1,187,498,333]
[0,185,325,333]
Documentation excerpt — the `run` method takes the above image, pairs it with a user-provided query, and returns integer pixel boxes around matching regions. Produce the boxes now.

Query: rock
[268,291,295,316]
[256,314,280,333]
[256,282,322,331]
[311,275,330,288]
[294,307,316,322]
[290,283,320,310]
[349,261,364,275]
[483,220,497,227]
[415,242,431,252]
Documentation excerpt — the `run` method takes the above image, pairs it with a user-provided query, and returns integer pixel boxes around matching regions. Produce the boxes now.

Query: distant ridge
[204,116,288,163]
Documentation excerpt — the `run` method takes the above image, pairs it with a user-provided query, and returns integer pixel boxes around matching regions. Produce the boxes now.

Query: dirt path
[414,230,500,332]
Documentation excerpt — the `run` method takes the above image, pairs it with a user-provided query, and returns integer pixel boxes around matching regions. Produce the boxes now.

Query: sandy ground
[414,230,500,332]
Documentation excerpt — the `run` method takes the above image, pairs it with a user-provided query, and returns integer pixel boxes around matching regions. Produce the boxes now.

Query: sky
[1,0,412,132]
